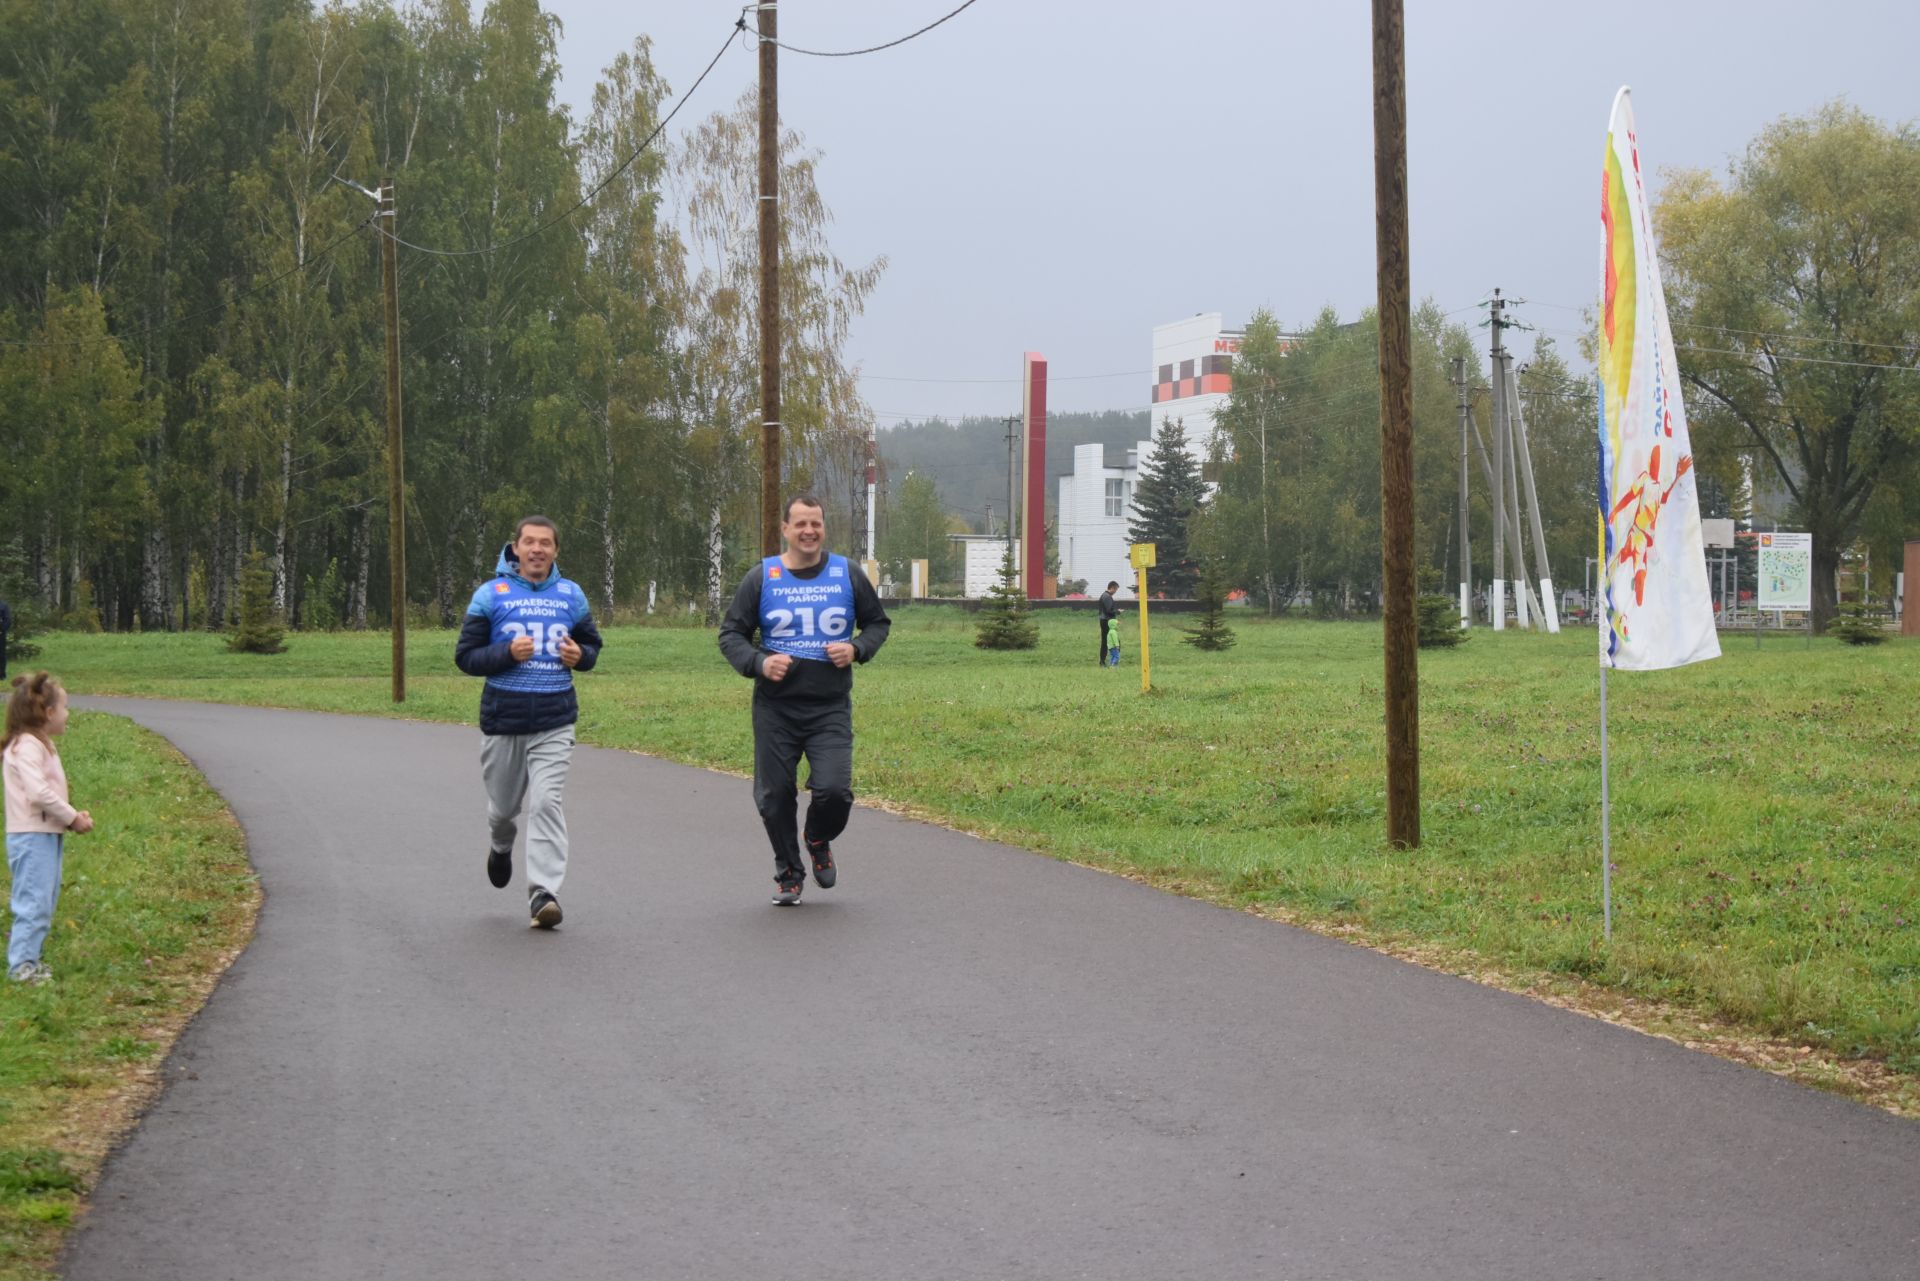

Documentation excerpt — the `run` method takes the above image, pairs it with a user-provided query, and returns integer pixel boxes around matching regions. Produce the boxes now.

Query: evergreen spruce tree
[973,544,1038,650]
[1826,602,1887,646]
[1415,564,1466,648]
[1181,555,1237,651]
[1127,417,1210,597]
[228,551,287,654]
[1416,594,1469,647]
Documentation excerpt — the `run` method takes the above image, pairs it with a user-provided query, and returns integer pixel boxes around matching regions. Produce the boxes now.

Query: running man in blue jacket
[455,516,603,928]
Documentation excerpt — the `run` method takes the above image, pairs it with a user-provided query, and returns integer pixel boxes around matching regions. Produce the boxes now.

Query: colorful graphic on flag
[1597,88,1720,671]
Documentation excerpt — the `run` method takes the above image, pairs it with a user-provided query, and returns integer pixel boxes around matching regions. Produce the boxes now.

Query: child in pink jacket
[4,672,93,984]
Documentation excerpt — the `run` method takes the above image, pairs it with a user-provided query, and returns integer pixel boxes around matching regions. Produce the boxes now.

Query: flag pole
[1597,377,1612,944]
[1600,663,1612,943]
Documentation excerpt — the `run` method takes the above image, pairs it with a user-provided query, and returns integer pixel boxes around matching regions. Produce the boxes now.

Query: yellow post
[1130,543,1156,692]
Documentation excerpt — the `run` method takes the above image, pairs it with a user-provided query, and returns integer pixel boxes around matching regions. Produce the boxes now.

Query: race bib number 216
[765,607,849,639]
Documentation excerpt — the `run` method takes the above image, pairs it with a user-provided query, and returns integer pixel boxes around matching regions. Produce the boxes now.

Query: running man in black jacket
[718,495,890,905]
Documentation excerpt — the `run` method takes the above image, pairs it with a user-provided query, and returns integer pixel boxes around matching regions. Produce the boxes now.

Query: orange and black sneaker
[772,879,804,906]
[805,837,836,889]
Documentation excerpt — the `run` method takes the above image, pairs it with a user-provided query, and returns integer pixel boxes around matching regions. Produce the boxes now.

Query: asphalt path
[62,698,1919,1280]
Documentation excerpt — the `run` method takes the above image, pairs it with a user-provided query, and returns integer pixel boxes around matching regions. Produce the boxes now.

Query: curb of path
[839,782,1920,1121]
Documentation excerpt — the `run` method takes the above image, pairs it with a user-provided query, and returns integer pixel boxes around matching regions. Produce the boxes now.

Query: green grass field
[32,609,1920,1094]
[0,713,255,1280]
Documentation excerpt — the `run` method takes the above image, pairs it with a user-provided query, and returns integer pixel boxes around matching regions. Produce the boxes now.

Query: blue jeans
[6,832,64,970]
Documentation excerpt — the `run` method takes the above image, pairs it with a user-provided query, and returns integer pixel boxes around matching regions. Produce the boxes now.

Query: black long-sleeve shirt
[717,558,890,702]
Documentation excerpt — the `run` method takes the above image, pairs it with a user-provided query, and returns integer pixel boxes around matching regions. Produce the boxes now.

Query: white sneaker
[8,960,52,984]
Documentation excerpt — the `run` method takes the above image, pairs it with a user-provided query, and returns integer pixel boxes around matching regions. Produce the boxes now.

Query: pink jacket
[3,734,78,833]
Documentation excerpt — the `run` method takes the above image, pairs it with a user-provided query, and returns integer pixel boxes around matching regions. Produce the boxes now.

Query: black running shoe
[805,837,836,889]
[487,847,511,889]
[529,889,563,928]
[772,880,803,907]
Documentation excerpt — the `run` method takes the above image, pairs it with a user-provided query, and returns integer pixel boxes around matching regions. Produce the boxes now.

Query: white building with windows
[1057,313,1255,594]
[1057,443,1138,596]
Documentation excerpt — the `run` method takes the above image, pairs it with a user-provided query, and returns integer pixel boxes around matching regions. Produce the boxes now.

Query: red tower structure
[1022,352,1048,599]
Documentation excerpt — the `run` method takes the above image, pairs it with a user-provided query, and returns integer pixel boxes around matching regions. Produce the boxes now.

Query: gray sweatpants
[480,725,575,894]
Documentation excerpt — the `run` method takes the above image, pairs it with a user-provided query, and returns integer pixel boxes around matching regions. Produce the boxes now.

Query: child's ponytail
[1,672,63,756]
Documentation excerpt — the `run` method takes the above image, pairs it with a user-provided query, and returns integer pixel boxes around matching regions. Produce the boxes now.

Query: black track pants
[751,696,854,885]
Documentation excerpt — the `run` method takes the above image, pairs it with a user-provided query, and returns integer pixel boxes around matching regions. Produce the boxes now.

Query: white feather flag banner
[1597,87,1720,671]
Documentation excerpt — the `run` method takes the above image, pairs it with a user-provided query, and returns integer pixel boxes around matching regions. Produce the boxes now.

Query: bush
[54,580,103,633]
[227,552,287,655]
[1417,594,1468,648]
[302,558,343,632]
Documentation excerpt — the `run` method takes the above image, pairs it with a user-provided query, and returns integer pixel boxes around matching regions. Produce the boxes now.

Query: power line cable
[752,0,982,57]
[1530,323,1920,374]
[1515,300,1920,357]
[375,22,739,259]
[1673,324,1920,358]
[1676,343,1920,373]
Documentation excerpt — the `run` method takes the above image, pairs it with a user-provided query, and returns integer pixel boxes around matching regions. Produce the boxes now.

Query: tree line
[1194,306,1595,615]
[5,19,1911,641]
[1,0,880,632]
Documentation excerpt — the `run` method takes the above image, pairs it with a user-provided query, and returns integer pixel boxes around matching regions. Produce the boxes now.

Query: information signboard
[1756,532,1812,611]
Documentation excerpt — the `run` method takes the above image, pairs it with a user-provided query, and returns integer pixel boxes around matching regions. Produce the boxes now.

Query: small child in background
[3,673,92,984]
[1105,616,1122,667]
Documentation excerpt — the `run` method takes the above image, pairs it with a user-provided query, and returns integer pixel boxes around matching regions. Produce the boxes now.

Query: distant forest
[876,410,1149,533]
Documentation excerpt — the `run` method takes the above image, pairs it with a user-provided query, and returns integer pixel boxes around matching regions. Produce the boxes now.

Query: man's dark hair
[783,493,825,521]
[1107,581,1119,590]
[515,515,559,542]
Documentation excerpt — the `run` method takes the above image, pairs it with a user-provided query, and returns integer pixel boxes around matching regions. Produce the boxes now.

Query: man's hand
[69,811,93,834]
[509,635,536,661]
[825,641,856,669]
[762,652,793,681]
[558,636,582,668]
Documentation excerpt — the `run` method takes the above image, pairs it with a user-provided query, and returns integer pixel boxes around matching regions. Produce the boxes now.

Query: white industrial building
[1058,314,1252,595]
[951,535,1020,598]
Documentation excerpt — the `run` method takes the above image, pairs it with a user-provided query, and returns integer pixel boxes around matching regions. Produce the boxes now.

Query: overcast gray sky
[534,0,1915,425]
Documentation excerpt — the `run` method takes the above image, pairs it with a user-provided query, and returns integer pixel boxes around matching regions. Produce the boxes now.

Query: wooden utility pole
[1372,0,1419,848]
[380,176,406,703]
[757,1,782,556]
